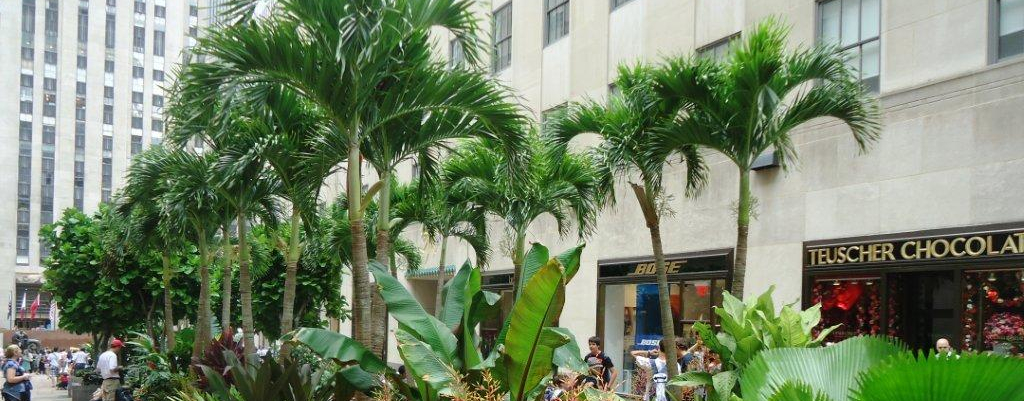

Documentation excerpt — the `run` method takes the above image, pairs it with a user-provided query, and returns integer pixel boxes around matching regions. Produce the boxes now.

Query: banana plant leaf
[518,243,550,292]
[851,352,1024,401]
[284,328,392,374]
[504,259,569,401]
[555,244,585,281]
[396,329,460,401]
[668,370,736,401]
[461,266,500,370]
[742,336,904,401]
[550,327,589,375]
[439,261,474,331]
[370,260,459,364]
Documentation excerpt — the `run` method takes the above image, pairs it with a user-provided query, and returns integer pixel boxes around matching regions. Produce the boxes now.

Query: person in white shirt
[630,339,682,401]
[47,349,60,381]
[71,348,89,372]
[96,339,123,401]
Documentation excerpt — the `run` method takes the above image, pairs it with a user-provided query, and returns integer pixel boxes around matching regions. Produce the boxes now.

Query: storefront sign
[805,229,1024,268]
[598,252,731,280]
[629,260,685,276]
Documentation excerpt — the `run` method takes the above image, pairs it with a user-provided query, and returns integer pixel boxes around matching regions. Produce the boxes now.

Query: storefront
[804,224,1024,355]
[479,269,514,355]
[595,249,731,392]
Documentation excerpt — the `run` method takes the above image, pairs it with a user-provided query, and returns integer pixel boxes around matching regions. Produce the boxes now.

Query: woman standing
[2,345,32,401]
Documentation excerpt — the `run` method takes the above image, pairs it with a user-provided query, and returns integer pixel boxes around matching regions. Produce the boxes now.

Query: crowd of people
[0,335,125,401]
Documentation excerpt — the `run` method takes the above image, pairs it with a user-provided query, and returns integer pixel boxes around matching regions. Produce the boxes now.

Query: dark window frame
[492,3,513,73]
[544,0,570,46]
[816,0,881,93]
[993,0,1024,61]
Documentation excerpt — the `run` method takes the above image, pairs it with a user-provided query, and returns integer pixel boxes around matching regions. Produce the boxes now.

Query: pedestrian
[936,338,959,358]
[582,336,616,390]
[2,345,32,401]
[46,349,59,383]
[630,339,681,401]
[97,339,124,401]
[544,374,574,401]
[71,347,88,372]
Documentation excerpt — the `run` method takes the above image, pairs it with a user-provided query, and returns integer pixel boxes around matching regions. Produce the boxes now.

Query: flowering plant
[983,312,1024,347]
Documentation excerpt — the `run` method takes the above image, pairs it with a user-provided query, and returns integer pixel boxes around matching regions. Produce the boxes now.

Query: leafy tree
[445,134,602,298]
[550,63,708,384]
[653,19,881,295]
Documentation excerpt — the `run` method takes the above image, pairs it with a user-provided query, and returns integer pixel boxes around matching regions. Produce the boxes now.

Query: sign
[598,253,730,280]
[805,229,1024,268]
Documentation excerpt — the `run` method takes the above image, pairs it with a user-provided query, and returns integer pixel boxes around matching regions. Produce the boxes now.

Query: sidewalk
[29,374,69,401]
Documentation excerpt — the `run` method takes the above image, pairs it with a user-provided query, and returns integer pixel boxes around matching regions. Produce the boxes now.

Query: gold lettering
[902,241,917,259]
[931,239,950,258]
[826,247,837,264]
[667,261,682,274]
[1002,236,1020,254]
[859,245,872,263]
[966,236,986,257]
[818,249,828,265]
[950,237,967,257]
[846,246,860,263]
[835,246,847,264]
[987,235,998,255]
[1017,233,1024,253]
[881,243,896,261]
[917,240,931,259]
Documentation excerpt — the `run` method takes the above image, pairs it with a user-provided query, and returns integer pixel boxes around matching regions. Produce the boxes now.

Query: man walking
[97,339,123,401]
[71,347,89,372]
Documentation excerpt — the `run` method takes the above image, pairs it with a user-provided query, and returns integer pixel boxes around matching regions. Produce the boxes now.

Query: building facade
[363,0,1024,385]
[0,0,223,329]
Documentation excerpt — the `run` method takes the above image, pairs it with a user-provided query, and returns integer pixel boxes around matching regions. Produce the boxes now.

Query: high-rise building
[0,0,222,329]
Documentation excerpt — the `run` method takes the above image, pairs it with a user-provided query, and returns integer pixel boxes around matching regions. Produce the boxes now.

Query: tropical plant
[652,19,881,295]
[291,243,589,401]
[445,134,602,298]
[671,287,839,400]
[736,336,1024,401]
[199,0,526,351]
[195,328,247,390]
[549,63,707,383]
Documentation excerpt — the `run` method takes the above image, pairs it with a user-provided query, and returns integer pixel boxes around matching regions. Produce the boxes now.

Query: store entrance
[890,271,958,352]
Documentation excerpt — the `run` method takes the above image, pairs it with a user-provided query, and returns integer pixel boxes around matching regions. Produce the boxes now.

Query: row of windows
[485,0,1024,81]
[134,1,167,18]
[133,26,167,56]
[18,0,35,265]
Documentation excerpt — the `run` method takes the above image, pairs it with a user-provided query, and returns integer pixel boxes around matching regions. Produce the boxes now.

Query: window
[611,0,635,10]
[152,119,164,132]
[76,103,87,121]
[155,5,165,18]
[189,26,198,37]
[21,74,33,88]
[77,55,88,68]
[106,60,115,73]
[999,0,1024,59]
[818,0,880,92]
[448,39,465,69]
[190,5,199,17]
[153,70,165,81]
[22,2,35,34]
[132,91,144,104]
[43,78,56,91]
[152,95,164,107]
[104,86,114,99]
[154,30,165,56]
[107,0,116,6]
[545,0,570,45]
[105,14,116,49]
[45,6,57,34]
[44,51,56,65]
[132,116,143,129]
[492,4,512,72]
[131,135,143,156]
[541,104,566,134]
[134,1,146,14]
[76,82,87,95]
[134,26,146,52]
[22,47,34,62]
[78,8,89,42]
[21,101,33,114]
[104,105,114,124]
[133,66,145,78]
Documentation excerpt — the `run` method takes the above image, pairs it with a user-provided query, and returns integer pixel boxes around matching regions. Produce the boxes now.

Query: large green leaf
[396,329,460,398]
[460,266,491,370]
[504,259,568,401]
[742,336,904,401]
[440,261,474,330]
[767,382,836,401]
[550,327,589,375]
[669,371,713,388]
[711,370,739,401]
[518,242,550,291]
[555,244,585,282]
[285,328,391,374]
[851,352,1024,401]
[370,260,458,363]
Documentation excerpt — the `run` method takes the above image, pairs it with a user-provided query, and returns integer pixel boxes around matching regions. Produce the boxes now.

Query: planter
[70,384,100,401]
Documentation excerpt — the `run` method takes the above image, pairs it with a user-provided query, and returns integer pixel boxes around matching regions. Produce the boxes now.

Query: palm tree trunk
[236,213,256,356]
[193,234,212,359]
[348,143,371,345]
[220,225,233,330]
[511,229,527,300]
[631,184,680,391]
[731,169,751,297]
[370,172,391,357]
[161,249,176,351]
[279,205,302,359]
[433,236,449,316]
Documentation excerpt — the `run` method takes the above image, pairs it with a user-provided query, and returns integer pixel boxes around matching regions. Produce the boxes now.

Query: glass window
[21,74,33,87]
[20,101,33,114]
[132,91,144,104]
[107,0,116,6]
[104,86,114,99]
[76,82,87,95]
[43,78,56,91]
[77,55,88,68]
[999,0,1024,59]
[611,0,635,10]
[22,47,34,62]
[155,5,165,18]
[132,116,143,129]
[545,0,570,46]
[190,5,198,17]
[133,26,146,52]
[105,14,116,49]
[78,8,89,42]
[22,2,35,34]
[492,4,512,72]
[818,0,881,92]
[698,33,739,61]
[131,135,143,155]
[152,95,164,107]
[152,119,164,132]
[448,39,465,69]
[105,60,115,73]
[45,7,57,34]
[103,104,113,124]
[154,30,165,56]
[133,66,145,78]
[189,26,198,37]
[134,1,145,14]
[44,51,56,65]
[962,270,1024,355]
[153,69,164,81]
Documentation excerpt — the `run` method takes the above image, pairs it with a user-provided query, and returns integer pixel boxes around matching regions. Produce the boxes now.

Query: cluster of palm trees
[110,0,879,369]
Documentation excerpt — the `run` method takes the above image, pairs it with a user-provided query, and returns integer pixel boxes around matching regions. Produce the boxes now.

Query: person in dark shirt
[582,336,616,390]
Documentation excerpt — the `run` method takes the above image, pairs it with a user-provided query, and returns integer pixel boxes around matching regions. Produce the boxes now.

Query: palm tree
[445,133,602,297]
[167,63,282,356]
[390,179,489,315]
[652,19,881,296]
[159,150,229,358]
[195,0,526,346]
[549,63,708,384]
[116,147,185,351]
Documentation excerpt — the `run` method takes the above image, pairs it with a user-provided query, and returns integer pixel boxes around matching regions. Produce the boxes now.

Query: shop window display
[962,270,1024,355]
[810,277,881,342]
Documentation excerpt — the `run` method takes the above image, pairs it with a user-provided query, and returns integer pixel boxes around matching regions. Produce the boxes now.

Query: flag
[5,293,10,322]
[30,293,40,320]
[19,292,26,320]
